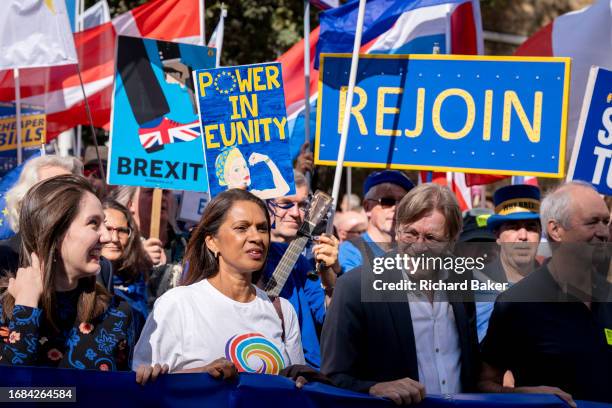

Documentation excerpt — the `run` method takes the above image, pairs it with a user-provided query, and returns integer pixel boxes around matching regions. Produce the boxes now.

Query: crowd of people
[0,148,611,405]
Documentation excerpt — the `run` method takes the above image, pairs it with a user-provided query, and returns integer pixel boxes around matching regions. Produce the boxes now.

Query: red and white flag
[465,0,612,187]
[515,0,612,158]
[0,0,203,141]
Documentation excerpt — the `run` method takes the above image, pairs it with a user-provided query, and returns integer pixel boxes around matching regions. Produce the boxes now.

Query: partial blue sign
[315,54,570,178]
[195,62,295,199]
[108,36,215,191]
[567,66,612,194]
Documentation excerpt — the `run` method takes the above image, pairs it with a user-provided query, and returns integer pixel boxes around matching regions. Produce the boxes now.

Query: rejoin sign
[315,54,570,177]
[567,66,612,194]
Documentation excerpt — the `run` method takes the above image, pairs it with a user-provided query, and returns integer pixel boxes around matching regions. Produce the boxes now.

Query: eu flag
[0,150,42,240]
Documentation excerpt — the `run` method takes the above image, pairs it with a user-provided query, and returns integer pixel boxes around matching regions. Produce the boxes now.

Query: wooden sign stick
[150,188,163,239]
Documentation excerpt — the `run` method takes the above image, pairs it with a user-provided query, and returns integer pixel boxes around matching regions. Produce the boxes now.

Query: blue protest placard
[194,62,295,199]
[0,103,45,176]
[107,36,215,191]
[315,54,570,178]
[567,66,612,194]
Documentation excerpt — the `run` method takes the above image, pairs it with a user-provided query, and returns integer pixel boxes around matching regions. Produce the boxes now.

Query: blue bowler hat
[363,170,414,196]
[487,184,541,231]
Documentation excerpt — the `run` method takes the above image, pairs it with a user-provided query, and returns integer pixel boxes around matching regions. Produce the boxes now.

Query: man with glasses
[262,171,340,369]
[338,170,414,274]
[321,183,479,404]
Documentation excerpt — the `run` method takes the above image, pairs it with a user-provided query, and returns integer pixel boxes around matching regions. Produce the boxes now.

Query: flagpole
[347,167,352,210]
[14,68,22,165]
[330,0,366,209]
[200,0,206,45]
[215,4,227,68]
[76,0,85,158]
[75,63,107,195]
[303,0,311,147]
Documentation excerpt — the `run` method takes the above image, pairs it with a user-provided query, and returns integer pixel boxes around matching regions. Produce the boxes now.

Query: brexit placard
[194,62,295,199]
[108,36,215,191]
[0,103,45,176]
[567,67,612,194]
[315,54,571,178]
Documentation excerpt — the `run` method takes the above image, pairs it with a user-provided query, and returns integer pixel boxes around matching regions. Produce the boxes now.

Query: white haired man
[479,181,612,405]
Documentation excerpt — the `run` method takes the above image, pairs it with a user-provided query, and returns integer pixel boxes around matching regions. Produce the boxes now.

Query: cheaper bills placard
[194,62,295,200]
[315,54,571,178]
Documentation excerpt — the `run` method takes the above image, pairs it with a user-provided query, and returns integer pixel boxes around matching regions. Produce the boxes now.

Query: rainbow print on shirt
[224,333,285,374]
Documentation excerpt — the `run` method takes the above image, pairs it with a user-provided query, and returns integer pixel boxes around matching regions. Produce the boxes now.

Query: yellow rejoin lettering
[482,90,493,141]
[198,72,213,97]
[405,88,425,138]
[376,87,402,136]
[432,88,475,140]
[502,91,542,143]
[338,86,368,135]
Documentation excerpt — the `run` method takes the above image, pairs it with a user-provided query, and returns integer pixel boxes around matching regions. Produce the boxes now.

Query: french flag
[0,0,203,142]
[281,0,483,159]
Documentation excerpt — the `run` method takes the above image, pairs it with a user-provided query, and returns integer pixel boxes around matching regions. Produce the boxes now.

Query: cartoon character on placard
[214,146,290,199]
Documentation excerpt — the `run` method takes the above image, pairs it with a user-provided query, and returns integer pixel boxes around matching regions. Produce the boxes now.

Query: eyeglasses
[367,197,400,209]
[105,225,132,239]
[397,227,446,244]
[268,199,310,214]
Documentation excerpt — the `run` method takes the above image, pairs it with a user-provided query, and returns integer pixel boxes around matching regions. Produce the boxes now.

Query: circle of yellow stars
[214,71,237,95]
[0,207,8,226]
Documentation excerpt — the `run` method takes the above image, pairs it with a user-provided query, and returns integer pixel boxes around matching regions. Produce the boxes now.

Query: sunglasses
[367,197,400,209]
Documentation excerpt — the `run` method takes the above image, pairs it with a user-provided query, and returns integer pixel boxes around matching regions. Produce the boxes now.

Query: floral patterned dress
[0,287,136,371]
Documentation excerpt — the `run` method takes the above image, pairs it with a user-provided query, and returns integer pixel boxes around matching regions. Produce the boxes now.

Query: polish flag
[0,0,203,142]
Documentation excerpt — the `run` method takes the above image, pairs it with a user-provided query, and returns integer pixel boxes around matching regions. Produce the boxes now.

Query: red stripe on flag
[130,0,200,39]
[45,85,112,139]
[278,27,320,110]
[450,1,478,55]
[514,22,553,56]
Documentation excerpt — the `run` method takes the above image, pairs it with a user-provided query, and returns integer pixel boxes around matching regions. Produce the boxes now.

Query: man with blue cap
[338,170,414,274]
[475,184,542,342]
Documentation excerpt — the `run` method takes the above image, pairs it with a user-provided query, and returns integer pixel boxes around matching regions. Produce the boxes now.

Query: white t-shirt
[133,279,305,374]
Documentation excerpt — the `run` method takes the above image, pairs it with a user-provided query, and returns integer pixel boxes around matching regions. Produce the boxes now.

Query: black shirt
[481,265,612,402]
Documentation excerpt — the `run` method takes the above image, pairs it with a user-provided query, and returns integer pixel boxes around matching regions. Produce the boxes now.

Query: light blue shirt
[338,232,387,274]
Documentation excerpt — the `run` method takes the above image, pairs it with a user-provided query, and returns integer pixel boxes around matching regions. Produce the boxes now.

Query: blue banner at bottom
[0,366,608,408]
